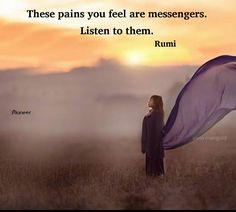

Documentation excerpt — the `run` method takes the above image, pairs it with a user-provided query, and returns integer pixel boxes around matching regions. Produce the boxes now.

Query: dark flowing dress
[141,110,165,176]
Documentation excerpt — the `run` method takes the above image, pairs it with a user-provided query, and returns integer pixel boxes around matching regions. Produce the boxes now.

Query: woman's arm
[149,112,165,157]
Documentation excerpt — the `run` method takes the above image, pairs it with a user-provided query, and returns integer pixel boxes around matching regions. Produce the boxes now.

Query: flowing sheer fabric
[162,55,236,150]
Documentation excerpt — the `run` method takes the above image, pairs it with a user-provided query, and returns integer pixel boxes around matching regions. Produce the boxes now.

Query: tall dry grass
[0,134,235,210]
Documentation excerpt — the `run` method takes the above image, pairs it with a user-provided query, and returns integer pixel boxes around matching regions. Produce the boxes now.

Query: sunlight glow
[125,51,145,65]
[0,0,28,18]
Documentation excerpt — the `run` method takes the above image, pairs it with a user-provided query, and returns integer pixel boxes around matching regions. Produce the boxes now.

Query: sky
[0,0,236,72]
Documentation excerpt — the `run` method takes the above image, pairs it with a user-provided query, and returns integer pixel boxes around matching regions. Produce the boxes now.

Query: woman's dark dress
[141,110,165,176]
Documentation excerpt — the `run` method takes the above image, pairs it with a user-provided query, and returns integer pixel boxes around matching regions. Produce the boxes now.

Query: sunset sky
[0,0,236,72]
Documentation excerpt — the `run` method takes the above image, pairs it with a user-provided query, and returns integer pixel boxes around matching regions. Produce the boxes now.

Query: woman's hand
[145,108,152,116]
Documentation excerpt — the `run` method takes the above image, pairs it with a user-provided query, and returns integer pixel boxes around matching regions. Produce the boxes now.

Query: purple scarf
[163,55,236,149]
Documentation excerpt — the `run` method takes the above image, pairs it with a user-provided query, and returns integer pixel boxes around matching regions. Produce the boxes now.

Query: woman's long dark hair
[150,95,164,120]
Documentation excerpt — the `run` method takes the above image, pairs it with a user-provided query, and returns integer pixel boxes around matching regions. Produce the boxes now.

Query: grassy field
[0,134,235,210]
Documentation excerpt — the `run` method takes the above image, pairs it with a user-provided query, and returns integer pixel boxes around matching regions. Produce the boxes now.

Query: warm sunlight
[125,51,145,66]
[0,0,28,18]
[0,0,236,71]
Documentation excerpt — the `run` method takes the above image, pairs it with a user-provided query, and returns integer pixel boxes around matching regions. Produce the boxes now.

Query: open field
[0,132,235,210]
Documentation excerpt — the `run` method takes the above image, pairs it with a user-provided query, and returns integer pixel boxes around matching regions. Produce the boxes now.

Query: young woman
[141,95,165,177]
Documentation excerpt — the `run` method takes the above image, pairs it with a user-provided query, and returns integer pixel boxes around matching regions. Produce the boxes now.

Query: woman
[141,95,165,177]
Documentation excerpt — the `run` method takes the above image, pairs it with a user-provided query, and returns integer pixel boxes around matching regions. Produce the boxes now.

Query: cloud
[1,58,235,146]
[0,59,198,140]
[1,0,236,71]
[0,19,108,71]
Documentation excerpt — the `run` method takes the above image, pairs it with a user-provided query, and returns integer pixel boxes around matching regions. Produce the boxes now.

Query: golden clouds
[0,19,109,71]
[0,0,236,72]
